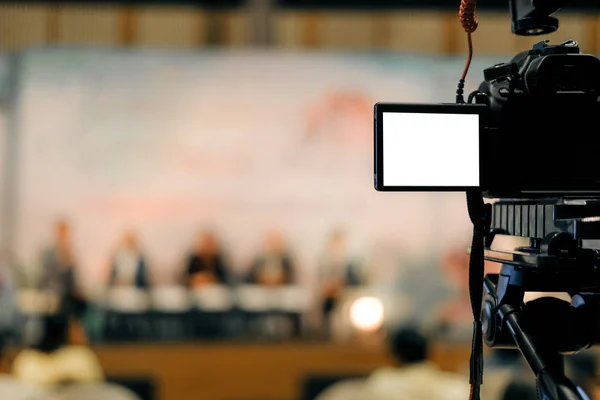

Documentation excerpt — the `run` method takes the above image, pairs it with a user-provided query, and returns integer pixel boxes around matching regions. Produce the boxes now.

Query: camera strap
[466,189,491,400]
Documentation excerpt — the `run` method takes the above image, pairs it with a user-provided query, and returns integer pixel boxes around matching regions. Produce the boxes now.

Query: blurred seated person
[12,316,104,388]
[185,230,229,288]
[40,219,87,322]
[247,230,295,286]
[319,230,362,322]
[0,252,17,343]
[108,231,149,289]
[317,327,469,400]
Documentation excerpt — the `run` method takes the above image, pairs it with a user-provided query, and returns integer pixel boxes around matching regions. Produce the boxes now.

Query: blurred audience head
[120,231,139,250]
[264,230,285,254]
[328,229,346,251]
[195,230,219,256]
[389,327,429,366]
[54,219,71,243]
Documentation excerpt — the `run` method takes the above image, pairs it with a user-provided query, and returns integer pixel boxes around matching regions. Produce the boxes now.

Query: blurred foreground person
[12,316,104,387]
[247,230,295,286]
[317,327,468,400]
[11,316,140,399]
[319,230,362,326]
[185,230,229,287]
[0,330,45,400]
[109,231,149,289]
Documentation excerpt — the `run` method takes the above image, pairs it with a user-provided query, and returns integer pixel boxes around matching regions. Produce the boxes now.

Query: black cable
[456,79,466,104]
[466,189,491,400]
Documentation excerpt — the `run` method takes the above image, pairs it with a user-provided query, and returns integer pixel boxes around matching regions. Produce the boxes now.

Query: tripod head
[479,199,600,400]
[511,0,570,35]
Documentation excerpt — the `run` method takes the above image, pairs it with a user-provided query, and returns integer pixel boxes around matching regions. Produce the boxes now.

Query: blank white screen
[382,112,480,187]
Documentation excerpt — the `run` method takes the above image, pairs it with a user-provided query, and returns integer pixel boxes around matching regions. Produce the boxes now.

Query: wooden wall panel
[0,5,48,52]
[387,11,447,54]
[274,11,446,52]
[318,12,377,50]
[0,7,598,54]
[273,11,304,47]
[134,6,206,48]
[370,12,392,50]
[587,16,599,55]
[273,11,331,48]
[55,6,121,45]
[298,12,321,48]
[221,11,251,47]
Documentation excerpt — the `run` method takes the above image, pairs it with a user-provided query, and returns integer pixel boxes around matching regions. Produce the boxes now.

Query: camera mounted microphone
[456,0,479,103]
[510,0,570,35]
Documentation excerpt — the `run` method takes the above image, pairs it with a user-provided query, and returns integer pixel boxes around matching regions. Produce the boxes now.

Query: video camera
[374,1,600,399]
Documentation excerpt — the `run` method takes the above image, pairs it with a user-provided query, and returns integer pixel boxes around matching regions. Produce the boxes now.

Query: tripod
[480,205,600,400]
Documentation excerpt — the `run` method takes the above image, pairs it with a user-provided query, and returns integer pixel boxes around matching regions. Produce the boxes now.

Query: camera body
[373,40,600,198]
[476,40,600,199]
[374,0,600,199]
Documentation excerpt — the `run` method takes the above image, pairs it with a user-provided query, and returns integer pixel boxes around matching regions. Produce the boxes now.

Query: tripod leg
[502,309,589,400]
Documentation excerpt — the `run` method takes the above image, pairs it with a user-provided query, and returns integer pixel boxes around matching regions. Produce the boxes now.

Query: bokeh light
[349,296,384,331]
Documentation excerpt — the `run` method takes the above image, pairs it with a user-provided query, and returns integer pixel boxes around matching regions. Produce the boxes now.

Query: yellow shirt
[12,346,104,388]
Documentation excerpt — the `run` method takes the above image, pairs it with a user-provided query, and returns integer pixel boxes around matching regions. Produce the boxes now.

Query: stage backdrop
[12,48,506,294]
